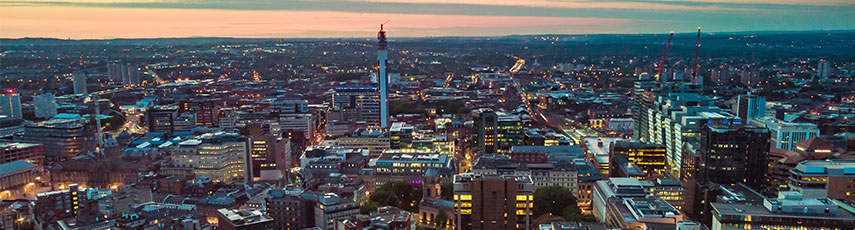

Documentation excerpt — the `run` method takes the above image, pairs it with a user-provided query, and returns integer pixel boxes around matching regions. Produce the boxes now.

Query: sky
[1,0,853,39]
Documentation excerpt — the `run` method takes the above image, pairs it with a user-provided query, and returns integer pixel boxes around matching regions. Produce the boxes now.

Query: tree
[440,182,453,200]
[534,214,566,226]
[361,181,423,213]
[533,186,579,217]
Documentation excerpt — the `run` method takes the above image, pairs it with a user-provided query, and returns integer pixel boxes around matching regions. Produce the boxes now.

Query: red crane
[657,31,675,81]
[691,27,701,84]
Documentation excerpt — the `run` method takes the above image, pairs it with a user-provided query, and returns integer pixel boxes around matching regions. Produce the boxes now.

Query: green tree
[363,181,423,213]
[533,186,579,217]
[534,214,566,226]
[440,182,453,200]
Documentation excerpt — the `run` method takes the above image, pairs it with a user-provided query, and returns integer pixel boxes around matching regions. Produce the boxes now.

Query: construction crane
[657,31,675,81]
[691,27,701,84]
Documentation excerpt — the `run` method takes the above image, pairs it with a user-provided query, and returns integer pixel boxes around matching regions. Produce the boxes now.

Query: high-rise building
[72,71,87,94]
[763,118,819,151]
[0,90,22,119]
[15,118,95,164]
[733,94,765,122]
[609,141,667,180]
[166,132,249,183]
[123,64,141,86]
[33,93,58,119]
[472,109,524,154]
[247,123,291,181]
[787,159,855,200]
[453,173,534,230]
[698,124,769,190]
[377,24,390,128]
[817,59,831,80]
[329,87,380,125]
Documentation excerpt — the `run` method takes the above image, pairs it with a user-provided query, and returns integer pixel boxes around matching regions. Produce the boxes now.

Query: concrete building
[0,160,41,191]
[217,208,273,230]
[314,193,360,230]
[710,191,855,230]
[698,124,770,190]
[72,71,87,94]
[166,132,249,183]
[817,59,831,80]
[33,93,58,119]
[16,118,95,164]
[471,154,578,194]
[453,173,534,230]
[173,112,197,132]
[788,159,855,200]
[265,187,315,230]
[280,113,316,141]
[0,90,22,119]
[147,105,179,134]
[377,25,390,128]
[733,94,765,122]
[374,151,456,184]
[473,109,525,154]
[329,87,380,125]
[592,178,686,229]
[609,141,667,180]
[1,142,45,166]
[763,118,819,151]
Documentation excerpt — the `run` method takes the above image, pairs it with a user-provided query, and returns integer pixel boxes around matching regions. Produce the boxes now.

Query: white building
[279,113,315,140]
[763,118,819,151]
[167,132,248,183]
[34,93,58,119]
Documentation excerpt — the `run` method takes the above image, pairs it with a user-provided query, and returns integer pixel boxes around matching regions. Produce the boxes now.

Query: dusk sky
[1,0,854,39]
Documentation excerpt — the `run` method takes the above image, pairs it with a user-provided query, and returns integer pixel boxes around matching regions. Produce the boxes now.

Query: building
[787,159,855,200]
[471,154,578,194]
[166,132,249,183]
[147,105,179,134]
[123,64,141,86]
[710,191,855,230]
[453,173,534,230]
[377,25,390,128]
[173,112,197,132]
[0,90,22,119]
[0,117,23,138]
[35,184,86,219]
[374,151,456,184]
[338,206,415,230]
[592,178,686,229]
[473,109,524,154]
[329,87,380,125]
[733,94,765,122]
[181,97,222,127]
[72,71,87,94]
[16,118,95,164]
[265,187,315,230]
[217,208,273,230]
[697,124,770,190]
[609,141,666,180]
[314,193,360,230]
[817,59,831,80]
[332,130,390,157]
[389,122,414,149]
[0,160,41,191]
[280,113,316,141]
[34,93,58,119]
[247,124,292,181]
[1,142,45,166]
[763,118,819,151]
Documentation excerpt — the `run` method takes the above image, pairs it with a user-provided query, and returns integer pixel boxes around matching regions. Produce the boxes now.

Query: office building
[181,97,222,126]
[389,122,414,149]
[279,113,316,140]
[453,173,534,230]
[609,141,667,179]
[147,105,179,134]
[266,187,315,230]
[33,93,58,119]
[16,118,95,163]
[247,123,292,181]
[374,151,456,184]
[710,191,855,230]
[107,62,124,83]
[314,193,360,230]
[473,109,525,154]
[764,118,820,151]
[217,208,273,230]
[166,132,249,183]
[592,178,686,229]
[173,112,197,132]
[0,90,22,119]
[338,206,415,230]
[698,124,769,190]
[332,129,390,157]
[0,117,23,138]
[123,64,141,86]
[72,71,87,94]
[733,94,765,122]
[788,159,855,200]
[329,87,380,125]
[817,59,831,80]
[35,184,86,220]
[471,154,578,194]
[1,142,45,166]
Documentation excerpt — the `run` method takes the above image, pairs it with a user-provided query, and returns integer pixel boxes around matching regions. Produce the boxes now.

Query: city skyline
[1,0,854,39]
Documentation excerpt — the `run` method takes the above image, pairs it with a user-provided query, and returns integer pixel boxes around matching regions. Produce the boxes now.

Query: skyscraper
[733,94,765,122]
[33,93,58,119]
[698,124,769,190]
[107,62,124,83]
[72,71,87,94]
[123,64,141,86]
[377,24,390,128]
[0,89,22,119]
[817,59,831,80]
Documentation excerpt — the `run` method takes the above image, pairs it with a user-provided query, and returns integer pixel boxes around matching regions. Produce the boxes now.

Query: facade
[34,93,58,119]
[333,133,390,157]
[16,118,95,164]
[473,109,524,154]
[180,97,222,126]
[788,159,855,200]
[147,105,179,134]
[313,193,360,230]
[710,191,855,230]
[764,118,819,151]
[453,173,534,230]
[733,94,765,122]
[0,160,41,191]
[72,71,87,94]
[0,91,22,119]
[592,178,686,229]
[265,187,315,230]
[471,154,578,194]
[168,132,249,183]
[698,124,770,190]
[330,87,380,125]
[279,113,316,140]
[374,151,456,183]
[1,142,45,166]
[217,208,273,230]
[609,141,667,179]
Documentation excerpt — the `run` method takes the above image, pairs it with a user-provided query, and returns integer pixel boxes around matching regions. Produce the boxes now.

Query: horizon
[2,0,854,39]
